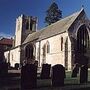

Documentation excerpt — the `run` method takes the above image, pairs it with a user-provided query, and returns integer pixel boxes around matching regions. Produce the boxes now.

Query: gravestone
[8,62,11,69]
[64,67,66,78]
[80,55,88,83]
[51,64,65,87]
[34,61,38,67]
[21,64,37,89]
[0,63,8,78]
[80,65,88,83]
[40,64,51,79]
[71,64,79,77]
[15,63,19,70]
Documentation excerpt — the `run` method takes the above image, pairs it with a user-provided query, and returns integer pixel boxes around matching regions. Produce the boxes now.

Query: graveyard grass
[1,69,90,90]
[35,70,90,90]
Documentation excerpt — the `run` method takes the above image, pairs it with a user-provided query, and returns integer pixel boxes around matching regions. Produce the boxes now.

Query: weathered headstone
[64,67,66,78]
[15,63,19,70]
[0,63,8,78]
[21,64,37,89]
[71,64,79,77]
[8,62,11,69]
[40,64,51,79]
[80,55,88,83]
[51,64,65,87]
[80,65,88,83]
[34,61,38,67]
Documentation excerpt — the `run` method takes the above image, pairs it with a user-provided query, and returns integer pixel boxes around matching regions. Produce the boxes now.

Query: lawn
[0,69,90,90]
[37,69,90,86]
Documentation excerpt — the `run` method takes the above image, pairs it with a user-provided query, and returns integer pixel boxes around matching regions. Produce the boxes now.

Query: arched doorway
[75,24,89,64]
[25,43,34,64]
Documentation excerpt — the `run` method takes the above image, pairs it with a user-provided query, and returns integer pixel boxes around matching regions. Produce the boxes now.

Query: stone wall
[4,47,21,67]
[36,32,72,70]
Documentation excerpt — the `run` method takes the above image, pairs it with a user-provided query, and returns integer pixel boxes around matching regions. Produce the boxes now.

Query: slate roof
[0,38,13,45]
[23,8,84,44]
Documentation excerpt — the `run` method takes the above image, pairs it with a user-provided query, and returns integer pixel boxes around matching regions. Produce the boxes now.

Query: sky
[0,0,90,38]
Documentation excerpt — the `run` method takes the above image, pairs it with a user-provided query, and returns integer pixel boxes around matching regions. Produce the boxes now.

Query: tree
[45,2,62,25]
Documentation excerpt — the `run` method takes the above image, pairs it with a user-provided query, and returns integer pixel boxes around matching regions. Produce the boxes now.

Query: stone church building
[4,8,90,70]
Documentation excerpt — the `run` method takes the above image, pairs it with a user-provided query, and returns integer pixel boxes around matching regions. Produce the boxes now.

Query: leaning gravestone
[51,64,65,87]
[21,64,37,89]
[80,65,88,83]
[40,64,51,79]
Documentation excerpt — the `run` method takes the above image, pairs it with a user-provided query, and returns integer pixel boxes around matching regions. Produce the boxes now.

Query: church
[4,8,90,70]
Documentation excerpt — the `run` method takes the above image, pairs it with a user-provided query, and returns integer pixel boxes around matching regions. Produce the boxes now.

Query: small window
[42,44,46,57]
[61,37,63,51]
[47,41,50,53]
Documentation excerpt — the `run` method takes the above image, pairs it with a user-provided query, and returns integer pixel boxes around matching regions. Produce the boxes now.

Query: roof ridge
[40,8,83,31]
[23,8,85,44]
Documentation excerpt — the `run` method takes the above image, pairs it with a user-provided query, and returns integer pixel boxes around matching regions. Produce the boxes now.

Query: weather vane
[82,5,84,8]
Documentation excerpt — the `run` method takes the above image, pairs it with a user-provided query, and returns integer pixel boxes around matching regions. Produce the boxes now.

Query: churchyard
[0,63,90,90]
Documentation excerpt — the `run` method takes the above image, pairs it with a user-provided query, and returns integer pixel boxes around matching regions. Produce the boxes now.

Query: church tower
[15,15,37,47]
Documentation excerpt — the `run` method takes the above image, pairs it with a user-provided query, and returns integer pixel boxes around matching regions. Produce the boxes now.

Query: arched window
[61,37,63,51]
[42,44,46,57]
[46,41,50,53]
[77,25,89,53]
[42,44,46,64]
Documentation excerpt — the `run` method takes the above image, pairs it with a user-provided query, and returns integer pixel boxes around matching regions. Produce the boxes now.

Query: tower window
[26,22,29,29]
[30,22,33,30]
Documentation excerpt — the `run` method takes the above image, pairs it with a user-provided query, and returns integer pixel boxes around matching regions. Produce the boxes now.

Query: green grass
[36,70,90,89]
[1,69,90,90]
[65,70,90,85]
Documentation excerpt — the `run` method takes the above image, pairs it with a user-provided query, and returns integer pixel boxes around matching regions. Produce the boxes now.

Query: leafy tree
[45,2,62,25]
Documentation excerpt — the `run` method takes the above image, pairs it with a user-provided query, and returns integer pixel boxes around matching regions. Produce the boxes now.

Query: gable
[68,9,90,39]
